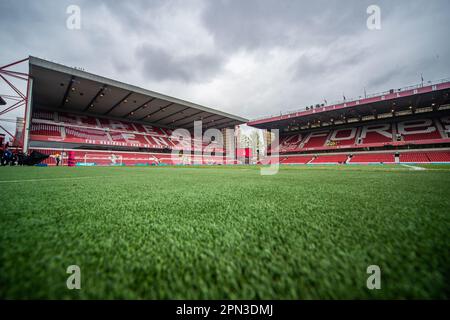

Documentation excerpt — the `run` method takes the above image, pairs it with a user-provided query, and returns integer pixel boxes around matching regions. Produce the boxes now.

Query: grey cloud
[96,0,163,34]
[136,45,225,82]
[366,68,408,90]
[201,0,374,51]
[294,45,369,81]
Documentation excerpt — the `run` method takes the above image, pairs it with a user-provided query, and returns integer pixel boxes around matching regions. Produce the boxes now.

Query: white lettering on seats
[121,133,140,143]
[108,120,128,130]
[360,123,392,139]
[440,116,450,131]
[302,131,329,145]
[141,124,159,135]
[281,134,302,149]
[397,119,435,135]
[330,128,357,141]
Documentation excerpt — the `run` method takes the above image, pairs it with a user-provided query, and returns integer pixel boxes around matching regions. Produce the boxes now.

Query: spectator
[55,153,61,166]
[2,148,12,166]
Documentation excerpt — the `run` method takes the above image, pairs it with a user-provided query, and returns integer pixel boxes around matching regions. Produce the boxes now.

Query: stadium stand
[425,151,450,162]
[280,155,313,164]
[276,150,450,165]
[279,134,303,152]
[273,117,450,153]
[249,78,450,165]
[302,131,330,149]
[31,111,175,147]
[32,148,236,166]
[3,56,450,166]
[310,154,348,164]
[30,123,62,138]
[19,56,247,165]
[359,124,393,144]
[349,153,395,163]
[399,152,429,163]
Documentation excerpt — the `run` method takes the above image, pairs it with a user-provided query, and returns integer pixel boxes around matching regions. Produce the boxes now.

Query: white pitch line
[0,175,127,184]
[400,164,427,171]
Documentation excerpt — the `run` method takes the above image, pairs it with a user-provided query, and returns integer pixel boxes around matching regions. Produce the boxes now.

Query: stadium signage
[76,162,96,166]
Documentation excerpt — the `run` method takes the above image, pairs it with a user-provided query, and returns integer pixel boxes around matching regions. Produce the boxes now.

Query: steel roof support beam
[22,77,33,152]
[0,94,23,102]
[0,124,14,138]
[138,102,175,121]
[0,57,29,70]
[0,74,26,100]
[0,70,29,81]
[125,97,156,117]
[82,85,107,112]
[59,76,75,108]
[170,111,205,127]
[182,114,218,128]
[152,107,190,123]
[0,100,25,116]
[0,57,30,149]
[104,91,133,115]
[207,119,237,129]
[186,116,229,129]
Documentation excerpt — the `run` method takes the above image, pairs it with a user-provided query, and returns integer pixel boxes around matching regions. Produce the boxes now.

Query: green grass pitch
[0,164,449,299]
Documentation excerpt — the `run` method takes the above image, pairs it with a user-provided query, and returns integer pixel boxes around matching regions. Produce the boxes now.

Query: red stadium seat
[29,110,450,163]
[302,131,330,149]
[398,119,442,141]
[30,123,62,138]
[65,127,109,141]
[426,151,450,162]
[399,152,429,163]
[310,154,348,163]
[350,153,395,163]
[280,155,313,164]
[31,111,183,149]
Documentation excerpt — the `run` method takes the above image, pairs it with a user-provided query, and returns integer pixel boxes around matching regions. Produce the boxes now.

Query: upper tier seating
[30,123,62,137]
[302,132,329,149]
[359,124,393,144]
[401,131,442,141]
[328,128,357,146]
[278,117,449,153]
[30,110,201,150]
[279,134,303,152]
[398,119,443,141]
[65,127,109,141]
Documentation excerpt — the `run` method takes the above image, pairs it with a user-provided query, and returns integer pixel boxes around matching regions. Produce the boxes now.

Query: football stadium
[1,55,449,300]
[0,1,449,307]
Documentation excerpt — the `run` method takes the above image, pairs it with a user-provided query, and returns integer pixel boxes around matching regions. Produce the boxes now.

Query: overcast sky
[1,0,449,136]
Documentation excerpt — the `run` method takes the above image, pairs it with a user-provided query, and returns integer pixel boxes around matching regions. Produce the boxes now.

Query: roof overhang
[29,56,247,130]
[248,80,450,130]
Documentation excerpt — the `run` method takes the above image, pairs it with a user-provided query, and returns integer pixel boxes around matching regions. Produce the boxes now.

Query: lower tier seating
[280,156,313,164]
[425,151,450,162]
[350,153,395,163]
[399,152,429,163]
[29,149,234,166]
[310,154,348,163]
[29,148,450,166]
